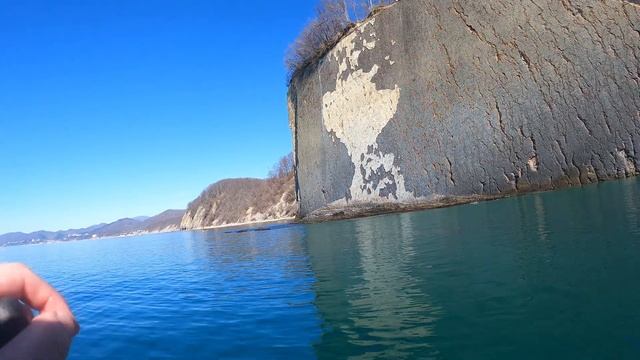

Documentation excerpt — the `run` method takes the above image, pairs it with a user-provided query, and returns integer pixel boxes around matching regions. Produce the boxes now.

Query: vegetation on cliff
[285,0,397,80]
[180,154,296,229]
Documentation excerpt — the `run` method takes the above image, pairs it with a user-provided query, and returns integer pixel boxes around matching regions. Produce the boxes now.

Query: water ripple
[0,179,640,358]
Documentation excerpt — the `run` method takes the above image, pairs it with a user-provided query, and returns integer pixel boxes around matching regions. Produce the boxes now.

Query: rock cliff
[288,0,640,218]
[180,175,296,229]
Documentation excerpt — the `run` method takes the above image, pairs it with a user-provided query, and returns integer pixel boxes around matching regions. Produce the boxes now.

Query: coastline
[187,217,297,232]
[300,194,506,223]
[76,216,298,241]
[298,175,640,224]
[0,217,299,248]
[8,176,639,248]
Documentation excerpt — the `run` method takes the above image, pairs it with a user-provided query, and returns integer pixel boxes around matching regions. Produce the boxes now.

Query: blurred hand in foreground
[0,263,79,360]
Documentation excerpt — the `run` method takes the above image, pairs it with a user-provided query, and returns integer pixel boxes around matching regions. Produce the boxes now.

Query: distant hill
[181,155,297,230]
[0,210,185,247]
[1,154,298,245]
[91,218,146,238]
[141,210,185,232]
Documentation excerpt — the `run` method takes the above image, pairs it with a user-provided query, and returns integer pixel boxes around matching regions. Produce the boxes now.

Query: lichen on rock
[321,18,415,204]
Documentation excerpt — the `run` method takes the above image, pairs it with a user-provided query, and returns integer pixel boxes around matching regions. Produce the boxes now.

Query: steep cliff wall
[289,0,640,218]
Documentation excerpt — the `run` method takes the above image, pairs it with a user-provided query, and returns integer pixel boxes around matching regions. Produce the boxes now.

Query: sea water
[1,178,640,359]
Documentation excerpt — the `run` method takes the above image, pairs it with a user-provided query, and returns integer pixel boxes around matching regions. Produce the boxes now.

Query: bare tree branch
[285,0,397,82]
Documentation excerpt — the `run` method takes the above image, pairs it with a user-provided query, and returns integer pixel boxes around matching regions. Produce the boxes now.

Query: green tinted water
[306,178,640,359]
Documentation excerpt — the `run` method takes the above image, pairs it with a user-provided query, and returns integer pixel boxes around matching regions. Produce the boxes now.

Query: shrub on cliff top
[285,0,397,82]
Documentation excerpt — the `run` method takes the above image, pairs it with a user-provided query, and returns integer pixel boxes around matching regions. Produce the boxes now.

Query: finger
[0,263,65,312]
[0,263,78,334]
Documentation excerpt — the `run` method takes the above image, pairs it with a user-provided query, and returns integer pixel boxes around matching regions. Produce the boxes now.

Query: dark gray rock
[289,0,640,218]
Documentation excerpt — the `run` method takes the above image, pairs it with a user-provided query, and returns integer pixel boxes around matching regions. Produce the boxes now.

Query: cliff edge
[180,175,296,230]
[288,0,640,219]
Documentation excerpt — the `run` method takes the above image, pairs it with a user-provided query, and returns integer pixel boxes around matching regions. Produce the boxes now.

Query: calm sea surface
[2,178,640,359]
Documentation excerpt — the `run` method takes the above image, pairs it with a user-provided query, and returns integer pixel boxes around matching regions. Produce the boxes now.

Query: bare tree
[285,0,398,81]
[285,0,350,80]
[268,153,295,179]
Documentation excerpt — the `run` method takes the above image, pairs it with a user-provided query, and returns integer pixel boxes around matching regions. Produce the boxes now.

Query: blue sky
[0,0,317,234]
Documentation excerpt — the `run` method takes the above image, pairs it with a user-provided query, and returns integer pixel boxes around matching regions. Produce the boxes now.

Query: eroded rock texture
[288,0,640,217]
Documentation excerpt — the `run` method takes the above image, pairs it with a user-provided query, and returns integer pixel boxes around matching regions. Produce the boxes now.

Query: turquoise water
[2,178,640,359]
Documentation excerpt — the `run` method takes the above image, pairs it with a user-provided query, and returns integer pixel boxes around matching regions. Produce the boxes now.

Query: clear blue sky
[0,0,316,234]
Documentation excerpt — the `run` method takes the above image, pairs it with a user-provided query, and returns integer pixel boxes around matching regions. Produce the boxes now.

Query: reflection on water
[622,179,640,235]
[351,214,439,346]
[306,178,640,359]
[306,213,441,358]
[0,178,640,359]
[533,195,549,242]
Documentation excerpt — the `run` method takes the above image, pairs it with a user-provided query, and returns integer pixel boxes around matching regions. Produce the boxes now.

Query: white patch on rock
[321,20,414,203]
[528,156,539,172]
[363,38,376,50]
[617,149,638,175]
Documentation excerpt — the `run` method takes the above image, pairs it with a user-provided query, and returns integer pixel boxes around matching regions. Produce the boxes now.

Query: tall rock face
[288,0,640,218]
[180,175,296,230]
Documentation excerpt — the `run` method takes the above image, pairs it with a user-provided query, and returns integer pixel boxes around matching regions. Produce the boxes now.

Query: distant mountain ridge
[0,210,185,247]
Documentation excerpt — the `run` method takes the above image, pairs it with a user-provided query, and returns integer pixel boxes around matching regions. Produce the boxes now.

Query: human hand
[0,263,79,360]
